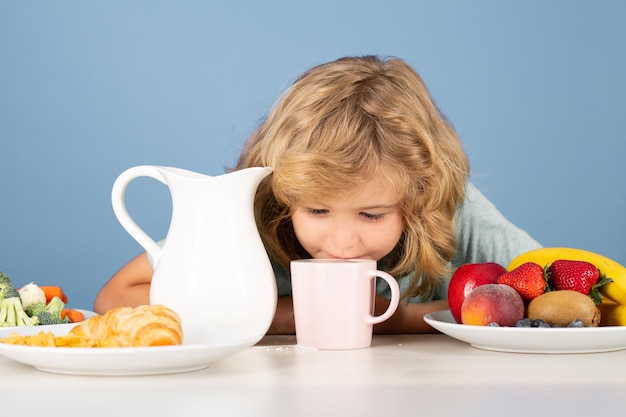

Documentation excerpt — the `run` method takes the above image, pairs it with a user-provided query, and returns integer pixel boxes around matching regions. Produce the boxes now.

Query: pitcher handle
[365,270,400,325]
[111,165,166,265]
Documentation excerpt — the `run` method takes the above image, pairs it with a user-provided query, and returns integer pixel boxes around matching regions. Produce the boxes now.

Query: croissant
[68,304,183,347]
[0,304,183,348]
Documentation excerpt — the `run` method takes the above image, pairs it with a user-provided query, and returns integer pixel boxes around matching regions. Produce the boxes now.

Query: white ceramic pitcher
[111,165,277,342]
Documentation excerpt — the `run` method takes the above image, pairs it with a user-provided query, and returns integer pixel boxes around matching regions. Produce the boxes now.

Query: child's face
[291,176,404,261]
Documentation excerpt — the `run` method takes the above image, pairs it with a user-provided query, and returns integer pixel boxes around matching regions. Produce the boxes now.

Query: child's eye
[305,208,328,216]
[360,212,384,221]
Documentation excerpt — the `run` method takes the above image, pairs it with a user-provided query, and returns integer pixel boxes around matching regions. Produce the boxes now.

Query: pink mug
[290,259,400,350]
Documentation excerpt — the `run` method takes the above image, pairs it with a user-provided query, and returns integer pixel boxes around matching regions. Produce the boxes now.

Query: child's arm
[373,295,448,334]
[93,252,153,314]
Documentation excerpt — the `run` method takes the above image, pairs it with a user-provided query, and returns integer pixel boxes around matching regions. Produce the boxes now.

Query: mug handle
[111,165,166,265]
[365,270,400,325]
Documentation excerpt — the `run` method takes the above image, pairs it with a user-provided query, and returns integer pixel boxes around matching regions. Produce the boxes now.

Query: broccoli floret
[0,271,37,327]
[0,271,11,284]
[25,302,46,317]
[25,296,70,325]
[0,297,39,327]
[0,272,20,301]
[34,310,68,325]
[0,283,20,300]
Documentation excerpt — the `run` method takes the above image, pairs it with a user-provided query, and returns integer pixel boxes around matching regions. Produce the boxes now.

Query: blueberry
[515,318,532,327]
[487,322,500,327]
[567,319,584,328]
[530,319,551,328]
[529,319,539,326]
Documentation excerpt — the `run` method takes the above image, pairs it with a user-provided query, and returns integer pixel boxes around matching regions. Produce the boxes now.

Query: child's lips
[326,254,367,260]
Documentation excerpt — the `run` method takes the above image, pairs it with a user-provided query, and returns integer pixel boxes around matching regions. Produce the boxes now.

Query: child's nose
[330,221,359,252]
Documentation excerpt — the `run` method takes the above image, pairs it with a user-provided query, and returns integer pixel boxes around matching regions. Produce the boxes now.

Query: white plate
[0,322,259,375]
[423,309,626,354]
[73,309,98,319]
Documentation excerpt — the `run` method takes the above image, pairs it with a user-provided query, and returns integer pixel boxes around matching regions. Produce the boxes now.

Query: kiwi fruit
[527,290,600,327]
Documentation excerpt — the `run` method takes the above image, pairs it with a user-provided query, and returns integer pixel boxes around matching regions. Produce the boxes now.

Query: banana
[507,247,626,305]
[598,300,626,326]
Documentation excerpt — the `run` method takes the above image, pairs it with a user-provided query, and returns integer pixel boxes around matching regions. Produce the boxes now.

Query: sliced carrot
[39,286,68,304]
[62,308,85,323]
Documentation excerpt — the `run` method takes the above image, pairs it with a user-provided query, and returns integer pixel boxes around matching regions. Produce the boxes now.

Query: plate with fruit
[424,309,626,354]
[430,248,626,354]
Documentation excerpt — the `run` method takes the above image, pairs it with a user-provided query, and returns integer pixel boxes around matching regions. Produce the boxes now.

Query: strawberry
[496,262,547,302]
[546,259,611,304]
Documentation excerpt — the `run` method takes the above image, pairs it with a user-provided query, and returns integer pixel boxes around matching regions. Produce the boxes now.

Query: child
[94,55,541,333]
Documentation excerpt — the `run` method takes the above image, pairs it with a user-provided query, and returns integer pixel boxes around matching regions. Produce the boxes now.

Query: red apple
[447,262,507,324]
[461,284,525,326]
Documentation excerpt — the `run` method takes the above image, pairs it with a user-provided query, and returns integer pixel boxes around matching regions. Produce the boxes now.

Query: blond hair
[236,56,469,299]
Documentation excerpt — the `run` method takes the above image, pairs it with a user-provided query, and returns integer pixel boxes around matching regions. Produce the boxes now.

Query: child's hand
[374,295,448,334]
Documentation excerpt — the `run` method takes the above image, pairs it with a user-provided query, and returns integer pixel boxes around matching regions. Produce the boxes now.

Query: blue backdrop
[1,1,624,310]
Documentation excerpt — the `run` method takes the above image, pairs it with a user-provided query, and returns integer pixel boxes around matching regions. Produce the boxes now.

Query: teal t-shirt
[270,182,541,303]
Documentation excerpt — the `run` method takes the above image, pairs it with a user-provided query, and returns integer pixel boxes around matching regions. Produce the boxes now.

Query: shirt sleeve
[380,182,542,303]
[451,182,542,269]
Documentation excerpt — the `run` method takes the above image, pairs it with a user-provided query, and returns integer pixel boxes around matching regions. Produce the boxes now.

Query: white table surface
[2,333,625,416]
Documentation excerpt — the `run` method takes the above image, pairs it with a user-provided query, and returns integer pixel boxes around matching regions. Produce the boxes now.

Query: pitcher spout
[227,166,273,186]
